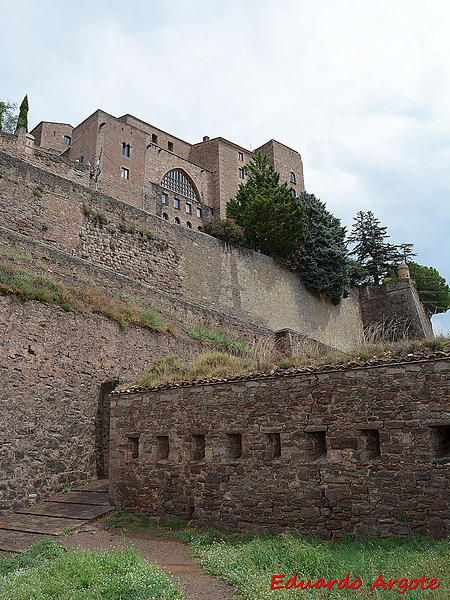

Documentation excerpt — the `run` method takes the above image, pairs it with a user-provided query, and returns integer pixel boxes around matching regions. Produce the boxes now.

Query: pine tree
[289,192,349,304]
[16,95,29,132]
[347,211,405,285]
[226,151,306,259]
[407,262,450,317]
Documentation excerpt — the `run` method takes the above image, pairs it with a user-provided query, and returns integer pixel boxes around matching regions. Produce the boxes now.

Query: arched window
[290,172,296,183]
[162,212,169,220]
[290,188,296,198]
[161,169,199,201]
[186,221,192,228]
[174,216,180,224]
[122,142,130,157]
[198,226,203,231]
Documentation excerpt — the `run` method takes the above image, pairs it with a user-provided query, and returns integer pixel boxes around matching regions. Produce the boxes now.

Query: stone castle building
[30,110,305,229]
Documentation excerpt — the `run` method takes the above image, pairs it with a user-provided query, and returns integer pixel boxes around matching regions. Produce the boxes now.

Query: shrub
[203,218,246,246]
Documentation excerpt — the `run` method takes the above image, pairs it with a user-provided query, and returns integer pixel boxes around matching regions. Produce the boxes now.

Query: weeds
[184,323,252,355]
[0,263,169,334]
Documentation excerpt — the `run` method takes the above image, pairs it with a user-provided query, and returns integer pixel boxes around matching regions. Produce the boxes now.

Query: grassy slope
[0,539,182,600]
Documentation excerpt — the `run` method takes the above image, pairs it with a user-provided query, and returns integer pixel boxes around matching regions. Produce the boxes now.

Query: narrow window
[357,429,381,461]
[63,135,71,145]
[161,193,167,204]
[265,433,281,459]
[126,435,139,460]
[226,433,242,459]
[168,141,174,151]
[290,188,296,198]
[174,216,180,224]
[238,151,243,161]
[186,203,192,214]
[198,226,203,231]
[121,167,129,179]
[290,171,296,183]
[174,198,180,209]
[306,431,327,460]
[162,212,169,220]
[186,221,192,228]
[191,434,205,461]
[156,435,169,460]
[152,133,158,144]
[430,426,450,458]
[238,167,244,179]
[196,207,202,218]
[122,142,130,157]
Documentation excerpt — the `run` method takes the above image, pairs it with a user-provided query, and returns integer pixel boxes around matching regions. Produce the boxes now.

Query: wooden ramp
[0,480,114,553]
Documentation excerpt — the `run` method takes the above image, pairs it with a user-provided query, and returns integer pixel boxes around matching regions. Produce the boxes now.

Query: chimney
[203,136,209,142]
[397,264,410,279]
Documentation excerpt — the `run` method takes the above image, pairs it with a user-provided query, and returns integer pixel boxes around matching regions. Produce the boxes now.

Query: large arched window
[161,169,199,201]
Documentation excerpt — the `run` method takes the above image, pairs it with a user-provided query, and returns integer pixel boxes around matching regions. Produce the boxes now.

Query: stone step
[0,513,88,536]
[0,529,49,553]
[17,502,114,521]
[47,491,111,505]
[71,480,109,493]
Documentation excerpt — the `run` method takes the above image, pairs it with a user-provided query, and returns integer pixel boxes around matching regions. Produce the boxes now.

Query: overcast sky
[2,0,449,330]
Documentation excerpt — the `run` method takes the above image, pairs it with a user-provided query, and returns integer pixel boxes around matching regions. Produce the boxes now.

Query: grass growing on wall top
[184,322,252,354]
[0,539,183,599]
[0,262,168,333]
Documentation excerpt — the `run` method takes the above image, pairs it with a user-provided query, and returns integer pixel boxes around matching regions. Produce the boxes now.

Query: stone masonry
[110,357,450,538]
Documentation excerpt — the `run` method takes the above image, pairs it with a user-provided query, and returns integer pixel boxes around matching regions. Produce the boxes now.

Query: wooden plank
[0,529,49,553]
[18,502,114,520]
[0,514,87,535]
[47,491,112,506]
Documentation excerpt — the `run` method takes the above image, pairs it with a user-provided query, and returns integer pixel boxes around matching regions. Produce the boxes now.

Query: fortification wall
[0,150,363,351]
[110,358,450,538]
[0,294,209,514]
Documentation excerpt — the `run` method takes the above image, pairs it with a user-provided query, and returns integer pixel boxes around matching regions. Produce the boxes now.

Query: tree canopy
[16,95,29,132]
[226,151,306,259]
[0,100,18,133]
[291,192,349,304]
[407,262,450,317]
[347,210,411,285]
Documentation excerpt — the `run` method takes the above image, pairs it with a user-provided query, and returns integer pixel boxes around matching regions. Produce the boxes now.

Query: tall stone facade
[110,357,450,538]
[30,108,306,222]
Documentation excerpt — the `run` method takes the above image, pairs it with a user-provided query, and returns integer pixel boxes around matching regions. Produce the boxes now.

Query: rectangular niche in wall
[191,434,205,461]
[156,435,169,460]
[126,435,139,460]
[226,433,242,459]
[306,430,327,460]
[357,429,381,461]
[430,425,450,459]
[264,433,281,459]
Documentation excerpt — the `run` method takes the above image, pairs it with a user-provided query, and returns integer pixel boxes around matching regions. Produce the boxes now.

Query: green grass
[0,263,169,334]
[166,527,450,599]
[0,539,182,599]
[184,323,252,354]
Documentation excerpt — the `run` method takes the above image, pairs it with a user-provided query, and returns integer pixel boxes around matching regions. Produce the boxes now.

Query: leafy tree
[203,218,246,246]
[287,192,349,304]
[226,151,305,258]
[407,262,450,317]
[16,95,29,131]
[0,100,18,133]
[347,211,407,285]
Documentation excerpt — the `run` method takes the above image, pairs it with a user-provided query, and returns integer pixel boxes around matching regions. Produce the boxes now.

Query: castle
[30,109,304,227]
[0,118,445,542]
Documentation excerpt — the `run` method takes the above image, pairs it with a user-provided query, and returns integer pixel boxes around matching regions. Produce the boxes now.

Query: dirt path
[59,521,237,600]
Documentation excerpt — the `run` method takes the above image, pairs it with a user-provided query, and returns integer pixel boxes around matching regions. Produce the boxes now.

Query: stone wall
[0,294,209,514]
[110,357,450,538]
[0,150,363,351]
[359,279,433,339]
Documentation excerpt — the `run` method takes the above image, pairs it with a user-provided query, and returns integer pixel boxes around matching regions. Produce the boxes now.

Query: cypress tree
[16,95,29,132]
